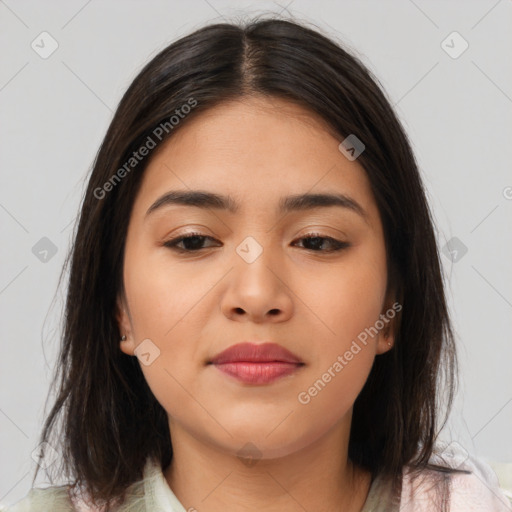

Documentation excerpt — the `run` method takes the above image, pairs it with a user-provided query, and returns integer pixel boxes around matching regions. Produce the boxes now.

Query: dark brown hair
[34,14,467,510]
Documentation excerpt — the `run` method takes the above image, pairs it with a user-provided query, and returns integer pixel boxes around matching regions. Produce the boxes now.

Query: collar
[142,458,187,512]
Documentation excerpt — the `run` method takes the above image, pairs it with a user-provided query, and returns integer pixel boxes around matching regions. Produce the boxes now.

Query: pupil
[308,237,323,250]
[186,236,203,250]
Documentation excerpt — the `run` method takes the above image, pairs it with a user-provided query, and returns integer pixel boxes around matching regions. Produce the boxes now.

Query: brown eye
[163,232,220,252]
[292,234,350,252]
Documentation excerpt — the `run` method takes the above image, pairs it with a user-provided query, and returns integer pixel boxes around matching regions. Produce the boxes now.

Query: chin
[213,423,316,462]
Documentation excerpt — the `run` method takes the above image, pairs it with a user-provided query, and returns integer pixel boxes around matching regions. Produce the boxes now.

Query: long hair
[34,14,465,510]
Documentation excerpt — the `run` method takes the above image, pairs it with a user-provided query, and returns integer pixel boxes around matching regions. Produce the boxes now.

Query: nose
[220,244,294,324]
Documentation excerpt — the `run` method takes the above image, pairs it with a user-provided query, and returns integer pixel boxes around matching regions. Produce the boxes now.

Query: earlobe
[116,295,135,356]
[375,328,393,355]
[379,328,395,354]
[376,302,398,355]
[119,335,136,356]
[376,286,400,354]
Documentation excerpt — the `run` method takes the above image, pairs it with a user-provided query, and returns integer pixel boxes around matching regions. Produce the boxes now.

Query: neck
[163,418,372,512]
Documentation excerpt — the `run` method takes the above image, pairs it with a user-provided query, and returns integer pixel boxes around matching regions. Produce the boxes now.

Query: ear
[375,289,401,355]
[116,294,136,356]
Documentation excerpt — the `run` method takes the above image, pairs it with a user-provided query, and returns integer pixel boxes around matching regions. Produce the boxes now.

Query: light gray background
[1,0,511,506]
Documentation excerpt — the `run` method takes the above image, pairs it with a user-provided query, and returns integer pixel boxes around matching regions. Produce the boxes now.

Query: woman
[3,16,511,512]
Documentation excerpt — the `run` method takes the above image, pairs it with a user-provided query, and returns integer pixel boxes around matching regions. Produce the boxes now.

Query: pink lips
[209,342,303,385]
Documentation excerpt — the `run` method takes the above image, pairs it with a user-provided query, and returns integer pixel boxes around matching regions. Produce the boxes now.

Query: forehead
[132,96,380,227]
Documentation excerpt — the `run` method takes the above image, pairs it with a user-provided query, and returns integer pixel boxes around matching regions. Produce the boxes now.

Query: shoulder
[0,458,160,512]
[0,485,76,512]
[400,444,512,511]
[446,450,512,511]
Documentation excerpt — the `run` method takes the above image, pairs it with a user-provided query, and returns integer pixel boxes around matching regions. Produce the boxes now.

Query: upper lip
[209,342,303,365]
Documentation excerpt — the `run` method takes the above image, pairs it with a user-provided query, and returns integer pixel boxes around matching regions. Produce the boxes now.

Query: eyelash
[163,231,350,254]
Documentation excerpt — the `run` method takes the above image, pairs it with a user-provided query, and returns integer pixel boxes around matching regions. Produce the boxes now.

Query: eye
[163,231,350,254]
[292,233,350,253]
[163,232,220,252]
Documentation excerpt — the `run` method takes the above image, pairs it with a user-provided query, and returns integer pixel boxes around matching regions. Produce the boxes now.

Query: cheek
[304,249,388,350]
[284,251,385,427]
[290,346,374,453]
[123,247,204,338]
[122,249,216,414]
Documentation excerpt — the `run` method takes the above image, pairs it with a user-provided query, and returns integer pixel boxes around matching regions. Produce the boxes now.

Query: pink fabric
[400,451,512,512]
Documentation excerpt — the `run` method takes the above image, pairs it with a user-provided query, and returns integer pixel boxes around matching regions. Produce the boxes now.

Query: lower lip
[212,362,301,384]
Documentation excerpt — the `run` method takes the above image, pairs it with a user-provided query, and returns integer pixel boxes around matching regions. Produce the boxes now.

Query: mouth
[208,342,304,385]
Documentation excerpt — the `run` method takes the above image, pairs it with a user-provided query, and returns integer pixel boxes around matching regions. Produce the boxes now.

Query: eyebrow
[145,190,368,221]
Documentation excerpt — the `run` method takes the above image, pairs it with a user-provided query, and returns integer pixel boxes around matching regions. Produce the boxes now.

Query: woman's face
[117,96,396,460]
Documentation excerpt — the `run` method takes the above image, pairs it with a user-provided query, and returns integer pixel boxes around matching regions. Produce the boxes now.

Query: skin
[117,95,397,512]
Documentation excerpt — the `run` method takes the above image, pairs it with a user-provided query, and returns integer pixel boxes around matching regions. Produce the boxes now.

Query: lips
[209,342,304,385]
